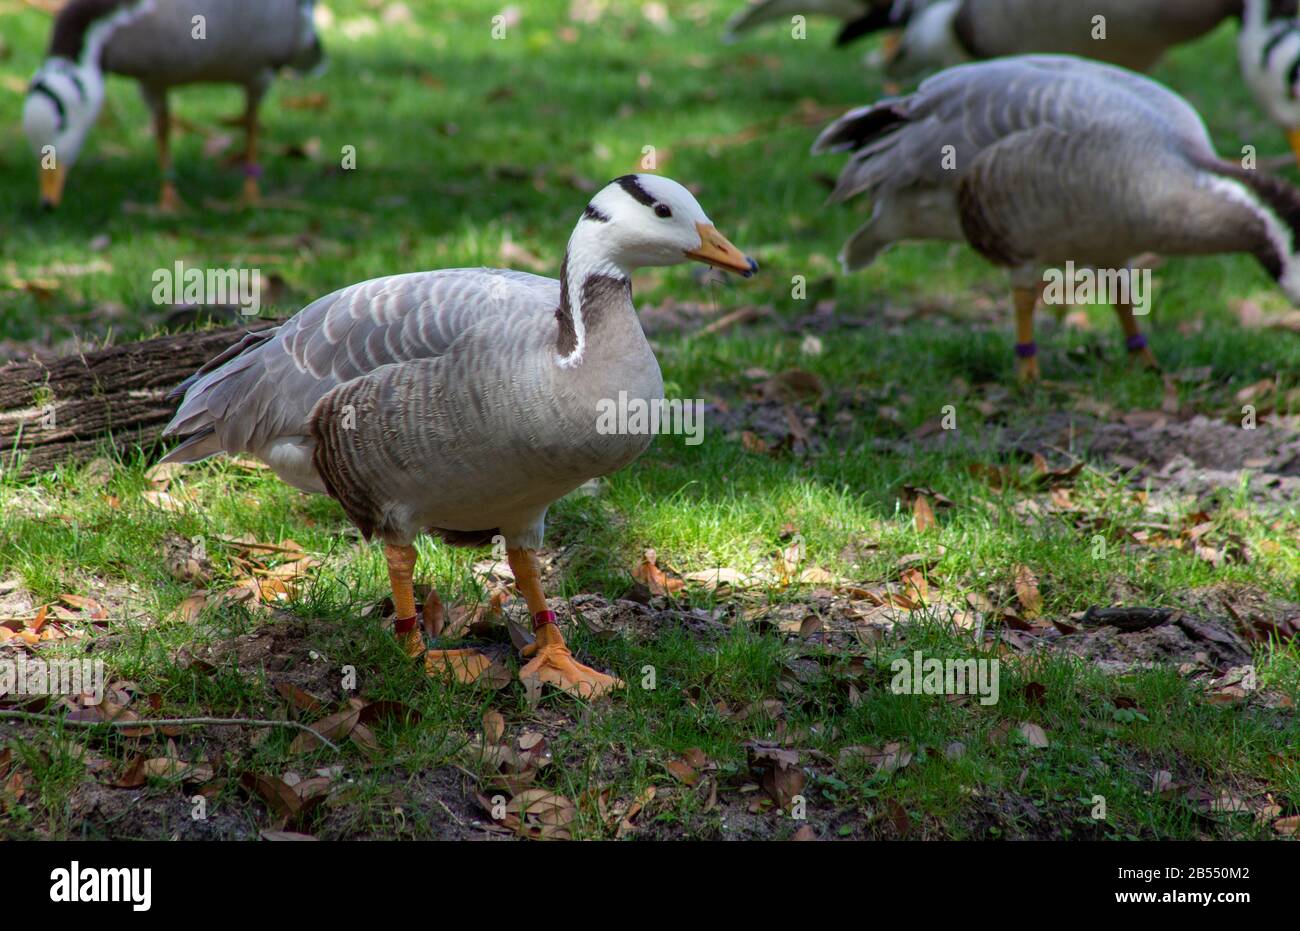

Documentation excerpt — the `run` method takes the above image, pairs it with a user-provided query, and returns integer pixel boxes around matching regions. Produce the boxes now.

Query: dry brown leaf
[1013,565,1042,619]
[290,706,361,753]
[482,710,506,744]
[275,682,323,715]
[172,591,208,623]
[425,649,511,689]
[240,772,304,819]
[142,489,189,513]
[631,548,683,596]
[666,758,699,786]
[683,567,751,591]
[1273,815,1300,836]
[913,495,936,533]
[1018,721,1050,748]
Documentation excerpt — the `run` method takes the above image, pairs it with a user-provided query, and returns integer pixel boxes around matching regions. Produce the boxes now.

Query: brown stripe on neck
[554,252,631,359]
[555,253,578,356]
[1202,157,1300,280]
[49,0,131,61]
[579,273,631,339]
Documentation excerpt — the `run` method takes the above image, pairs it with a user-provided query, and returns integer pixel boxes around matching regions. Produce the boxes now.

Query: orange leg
[507,547,623,699]
[153,99,182,213]
[1014,286,1040,382]
[239,92,261,207]
[1288,129,1300,173]
[384,543,425,658]
[1114,300,1159,370]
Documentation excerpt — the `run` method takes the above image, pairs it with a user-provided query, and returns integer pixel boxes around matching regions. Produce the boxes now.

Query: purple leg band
[243,162,263,178]
[1014,342,1038,359]
[1126,334,1148,352]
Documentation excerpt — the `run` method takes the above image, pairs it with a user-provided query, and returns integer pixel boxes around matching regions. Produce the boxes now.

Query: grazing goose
[724,0,922,48]
[814,55,1300,380]
[727,0,1239,74]
[22,0,322,210]
[159,175,757,698]
[1240,0,1300,168]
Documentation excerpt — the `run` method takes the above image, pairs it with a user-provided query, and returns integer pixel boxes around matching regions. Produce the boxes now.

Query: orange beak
[39,163,67,209]
[1288,129,1300,173]
[684,222,758,276]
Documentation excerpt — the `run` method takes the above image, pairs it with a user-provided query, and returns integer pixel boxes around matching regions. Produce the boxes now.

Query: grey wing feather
[818,55,1215,206]
[162,269,556,462]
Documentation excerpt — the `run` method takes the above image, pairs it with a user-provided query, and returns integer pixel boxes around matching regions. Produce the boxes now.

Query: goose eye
[654,203,672,218]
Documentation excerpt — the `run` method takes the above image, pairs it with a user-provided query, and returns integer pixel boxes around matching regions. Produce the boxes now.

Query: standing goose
[159,175,757,698]
[726,0,1239,70]
[22,0,322,210]
[814,55,1300,380]
[1240,0,1300,168]
[725,0,923,48]
[880,0,1240,75]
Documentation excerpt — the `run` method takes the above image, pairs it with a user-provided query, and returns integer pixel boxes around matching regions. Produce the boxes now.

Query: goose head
[1239,0,1300,168]
[886,0,966,78]
[22,58,105,209]
[577,175,758,276]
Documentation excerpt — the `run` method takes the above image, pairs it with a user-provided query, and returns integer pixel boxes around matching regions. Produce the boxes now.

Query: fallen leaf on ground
[632,548,683,596]
[425,650,511,689]
[1018,722,1050,748]
[1013,566,1042,619]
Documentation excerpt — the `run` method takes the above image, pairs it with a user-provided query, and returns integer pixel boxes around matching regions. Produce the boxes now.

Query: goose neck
[553,224,632,368]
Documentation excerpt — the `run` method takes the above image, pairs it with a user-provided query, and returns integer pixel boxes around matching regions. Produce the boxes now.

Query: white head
[24,0,155,207]
[572,174,757,276]
[1239,0,1300,159]
[554,175,756,367]
[887,0,967,77]
[23,57,106,207]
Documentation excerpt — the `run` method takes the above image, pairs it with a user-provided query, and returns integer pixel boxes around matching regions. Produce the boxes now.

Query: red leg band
[533,610,557,632]
[394,614,418,634]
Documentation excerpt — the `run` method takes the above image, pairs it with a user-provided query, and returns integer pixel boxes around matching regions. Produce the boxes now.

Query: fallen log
[0,324,273,479]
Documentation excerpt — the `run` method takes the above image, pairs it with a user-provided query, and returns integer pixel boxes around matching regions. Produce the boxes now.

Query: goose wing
[955,123,1199,268]
[161,269,556,477]
[816,55,1213,205]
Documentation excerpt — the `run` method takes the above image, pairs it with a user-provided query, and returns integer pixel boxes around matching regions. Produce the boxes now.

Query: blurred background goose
[158,175,757,698]
[22,0,322,210]
[1240,0,1300,167]
[726,0,1240,72]
[814,55,1300,380]
[725,0,926,49]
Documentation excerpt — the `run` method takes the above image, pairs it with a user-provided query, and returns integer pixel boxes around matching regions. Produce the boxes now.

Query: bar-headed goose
[159,175,757,698]
[725,0,922,48]
[865,0,1240,75]
[22,0,322,210]
[814,55,1300,380]
[1240,0,1300,168]
[726,0,1238,70]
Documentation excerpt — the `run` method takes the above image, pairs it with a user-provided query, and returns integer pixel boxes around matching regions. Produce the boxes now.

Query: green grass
[0,1,1298,840]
